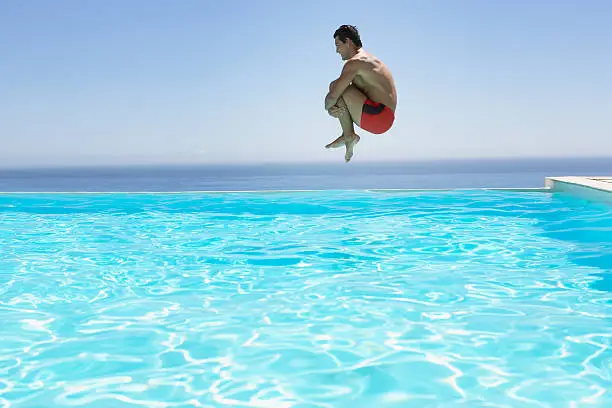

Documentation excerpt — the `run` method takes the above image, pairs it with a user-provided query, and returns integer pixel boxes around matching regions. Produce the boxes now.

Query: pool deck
[545,176,612,202]
[545,176,612,192]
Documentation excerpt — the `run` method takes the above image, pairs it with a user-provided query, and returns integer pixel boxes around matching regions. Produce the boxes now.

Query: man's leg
[328,95,356,143]
[325,85,368,162]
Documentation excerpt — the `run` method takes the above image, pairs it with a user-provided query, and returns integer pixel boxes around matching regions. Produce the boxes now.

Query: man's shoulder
[344,55,374,71]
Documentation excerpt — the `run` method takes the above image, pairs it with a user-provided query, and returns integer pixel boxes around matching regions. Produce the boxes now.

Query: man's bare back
[344,49,397,112]
[324,25,398,162]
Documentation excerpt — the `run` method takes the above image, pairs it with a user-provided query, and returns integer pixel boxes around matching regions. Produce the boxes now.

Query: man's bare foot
[344,133,360,162]
[325,134,360,149]
[325,134,345,149]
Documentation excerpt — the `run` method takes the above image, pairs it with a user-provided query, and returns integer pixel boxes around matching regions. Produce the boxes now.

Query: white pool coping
[545,177,612,192]
[545,176,612,203]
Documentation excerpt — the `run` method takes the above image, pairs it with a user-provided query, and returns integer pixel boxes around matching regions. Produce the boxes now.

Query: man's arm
[325,61,360,110]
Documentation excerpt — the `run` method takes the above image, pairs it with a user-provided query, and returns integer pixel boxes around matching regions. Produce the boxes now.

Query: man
[325,25,398,162]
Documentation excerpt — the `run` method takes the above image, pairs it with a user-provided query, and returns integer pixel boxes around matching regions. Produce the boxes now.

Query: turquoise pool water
[1,190,611,407]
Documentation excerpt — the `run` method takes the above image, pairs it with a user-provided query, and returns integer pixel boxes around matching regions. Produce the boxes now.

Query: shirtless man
[324,25,398,162]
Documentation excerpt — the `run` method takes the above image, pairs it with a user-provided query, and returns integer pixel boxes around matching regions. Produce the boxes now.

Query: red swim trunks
[360,99,395,134]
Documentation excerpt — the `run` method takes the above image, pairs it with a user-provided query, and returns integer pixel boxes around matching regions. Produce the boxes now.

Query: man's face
[334,36,350,60]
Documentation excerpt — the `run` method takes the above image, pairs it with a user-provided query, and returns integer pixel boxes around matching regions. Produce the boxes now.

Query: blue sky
[1,0,610,167]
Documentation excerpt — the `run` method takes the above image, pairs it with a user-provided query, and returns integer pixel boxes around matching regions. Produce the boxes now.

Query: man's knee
[329,80,337,92]
[335,95,347,107]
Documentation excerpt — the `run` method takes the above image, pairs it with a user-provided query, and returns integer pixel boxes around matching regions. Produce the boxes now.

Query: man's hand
[328,105,346,118]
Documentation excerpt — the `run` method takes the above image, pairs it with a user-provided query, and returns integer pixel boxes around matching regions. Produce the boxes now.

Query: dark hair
[333,25,362,48]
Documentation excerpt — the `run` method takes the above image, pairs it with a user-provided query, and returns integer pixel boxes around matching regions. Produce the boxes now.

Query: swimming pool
[1,189,611,407]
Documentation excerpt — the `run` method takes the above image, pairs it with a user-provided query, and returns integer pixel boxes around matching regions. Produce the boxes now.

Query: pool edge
[0,187,552,194]
[545,176,612,203]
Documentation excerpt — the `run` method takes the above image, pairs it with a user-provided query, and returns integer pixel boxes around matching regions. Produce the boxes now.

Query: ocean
[0,157,611,192]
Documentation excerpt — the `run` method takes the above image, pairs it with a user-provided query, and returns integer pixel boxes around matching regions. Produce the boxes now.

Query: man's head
[333,25,362,60]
